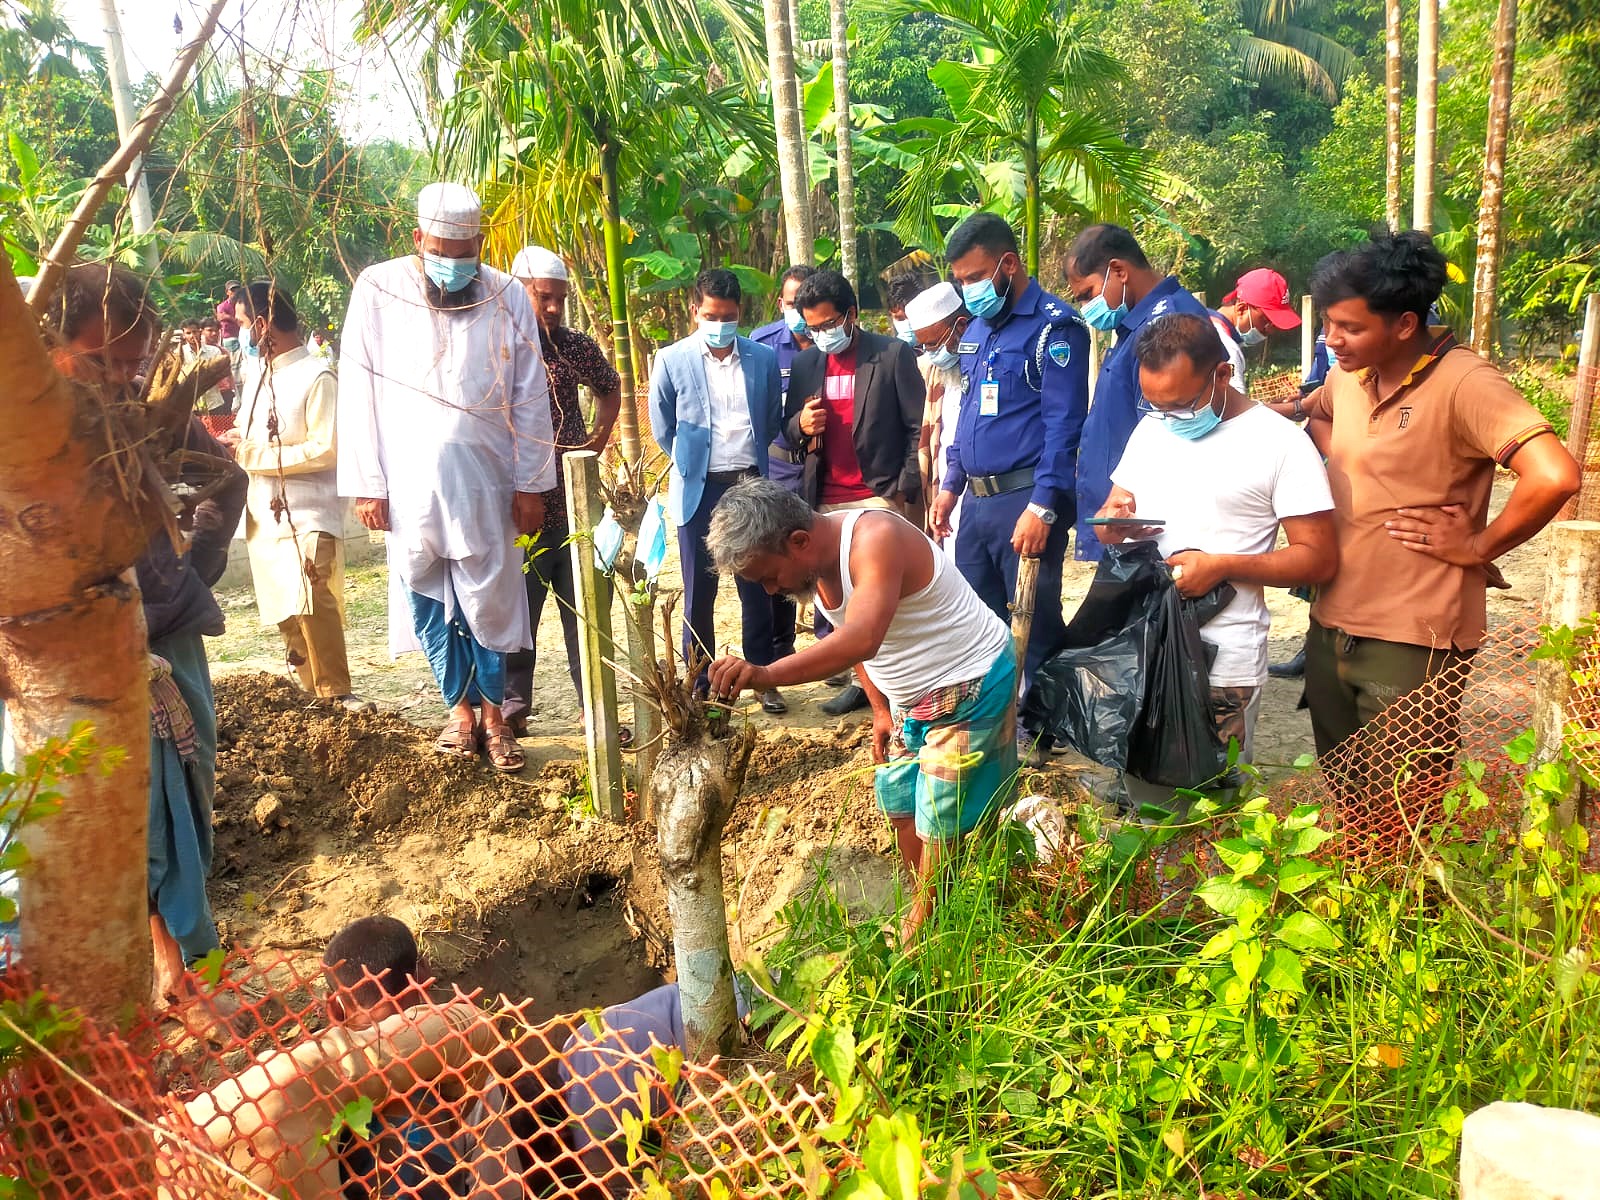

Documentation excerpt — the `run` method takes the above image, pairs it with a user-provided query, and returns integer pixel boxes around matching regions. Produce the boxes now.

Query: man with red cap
[1221,267,1301,352]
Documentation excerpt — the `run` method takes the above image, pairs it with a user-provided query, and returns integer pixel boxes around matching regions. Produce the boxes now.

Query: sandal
[435,716,477,759]
[482,726,526,773]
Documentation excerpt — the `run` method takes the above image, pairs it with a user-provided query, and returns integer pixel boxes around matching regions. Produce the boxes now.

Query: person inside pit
[181,915,754,1199]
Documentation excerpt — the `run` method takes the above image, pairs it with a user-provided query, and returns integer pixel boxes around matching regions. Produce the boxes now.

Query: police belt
[968,467,1035,498]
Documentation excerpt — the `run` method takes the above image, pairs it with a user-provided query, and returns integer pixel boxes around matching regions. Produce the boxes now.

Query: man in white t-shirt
[1093,313,1337,759]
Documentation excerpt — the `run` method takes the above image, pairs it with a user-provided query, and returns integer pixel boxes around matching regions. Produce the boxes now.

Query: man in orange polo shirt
[1301,231,1579,776]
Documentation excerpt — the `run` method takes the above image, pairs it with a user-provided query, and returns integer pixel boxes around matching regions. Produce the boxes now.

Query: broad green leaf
[1275,911,1341,951]
[803,62,835,133]
[650,1044,683,1089]
[1197,925,1242,961]
[862,1113,922,1200]
[1194,876,1270,921]
[1276,858,1331,895]
[1554,946,1592,1001]
[811,1023,856,1093]
[7,133,39,188]
[1215,837,1266,878]
[1283,825,1336,856]
[1260,947,1306,994]
[1231,938,1263,986]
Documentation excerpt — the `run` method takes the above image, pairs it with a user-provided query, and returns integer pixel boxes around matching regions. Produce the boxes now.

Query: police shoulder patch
[1044,301,1064,318]
[1047,340,1072,367]
[1151,298,1170,317]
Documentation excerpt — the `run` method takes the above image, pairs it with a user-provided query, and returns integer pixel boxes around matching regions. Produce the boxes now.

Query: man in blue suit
[649,268,788,711]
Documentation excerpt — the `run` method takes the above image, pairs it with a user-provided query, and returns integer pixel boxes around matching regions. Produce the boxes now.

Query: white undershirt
[702,341,757,472]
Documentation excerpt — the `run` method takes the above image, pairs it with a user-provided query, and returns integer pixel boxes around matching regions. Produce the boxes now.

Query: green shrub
[761,741,1600,1198]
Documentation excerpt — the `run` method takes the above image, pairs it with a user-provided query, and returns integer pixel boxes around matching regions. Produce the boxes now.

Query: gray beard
[784,581,817,606]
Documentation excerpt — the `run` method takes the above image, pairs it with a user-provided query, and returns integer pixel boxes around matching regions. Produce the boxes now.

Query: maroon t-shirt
[820,347,872,505]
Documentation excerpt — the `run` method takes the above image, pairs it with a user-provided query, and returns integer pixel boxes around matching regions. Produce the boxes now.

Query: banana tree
[867,0,1158,274]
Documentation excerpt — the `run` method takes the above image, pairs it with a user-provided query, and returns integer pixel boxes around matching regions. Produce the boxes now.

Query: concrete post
[1461,1102,1600,1198]
[1534,520,1600,828]
[1301,296,1316,381]
[564,451,627,821]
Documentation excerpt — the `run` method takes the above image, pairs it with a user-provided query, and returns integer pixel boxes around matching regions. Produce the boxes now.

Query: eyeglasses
[1137,378,1216,421]
[806,313,850,337]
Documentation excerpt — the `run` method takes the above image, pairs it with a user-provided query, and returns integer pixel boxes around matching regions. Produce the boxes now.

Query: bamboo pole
[28,0,230,311]
[564,452,627,821]
[1533,520,1600,829]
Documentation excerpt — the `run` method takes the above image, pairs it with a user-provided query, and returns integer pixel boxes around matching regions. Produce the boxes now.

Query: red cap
[1222,268,1300,329]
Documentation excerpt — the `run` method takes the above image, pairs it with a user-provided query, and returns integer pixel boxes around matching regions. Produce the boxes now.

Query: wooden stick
[27,0,231,310]
[1010,554,1041,669]
[565,451,627,821]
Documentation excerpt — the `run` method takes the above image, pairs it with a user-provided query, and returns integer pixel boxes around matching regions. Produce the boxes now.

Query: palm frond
[1231,32,1338,102]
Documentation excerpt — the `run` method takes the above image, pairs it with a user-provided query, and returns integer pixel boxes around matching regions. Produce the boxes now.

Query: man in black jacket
[786,269,925,714]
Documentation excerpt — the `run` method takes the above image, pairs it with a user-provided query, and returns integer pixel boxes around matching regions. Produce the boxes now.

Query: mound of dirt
[208,674,897,1020]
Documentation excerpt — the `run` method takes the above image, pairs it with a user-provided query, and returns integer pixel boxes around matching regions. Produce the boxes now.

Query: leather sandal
[482,726,526,773]
[435,716,477,758]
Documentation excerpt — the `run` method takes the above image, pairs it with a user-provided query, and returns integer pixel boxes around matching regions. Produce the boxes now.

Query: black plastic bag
[1022,541,1232,786]
[1126,577,1229,788]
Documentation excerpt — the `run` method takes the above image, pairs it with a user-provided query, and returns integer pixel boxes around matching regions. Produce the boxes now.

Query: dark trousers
[772,594,797,658]
[1304,616,1474,830]
[954,488,1070,690]
[503,519,584,727]
[680,475,780,673]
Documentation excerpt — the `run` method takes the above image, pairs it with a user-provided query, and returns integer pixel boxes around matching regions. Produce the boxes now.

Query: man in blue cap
[926,213,1089,736]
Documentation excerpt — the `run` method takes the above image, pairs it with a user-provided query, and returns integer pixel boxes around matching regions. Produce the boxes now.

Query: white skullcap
[416,182,482,239]
[904,281,963,330]
[510,245,568,280]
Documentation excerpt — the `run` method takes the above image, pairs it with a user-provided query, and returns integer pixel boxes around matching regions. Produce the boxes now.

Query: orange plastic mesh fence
[1268,616,1544,864]
[1247,368,1303,404]
[1,950,845,1199]
[1569,362,1600,521]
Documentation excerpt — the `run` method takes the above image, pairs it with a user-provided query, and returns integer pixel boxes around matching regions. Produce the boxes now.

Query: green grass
[757,747,1600,1198]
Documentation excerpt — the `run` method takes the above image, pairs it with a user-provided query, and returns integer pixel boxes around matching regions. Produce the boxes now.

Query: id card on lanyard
[979,349,1000,416]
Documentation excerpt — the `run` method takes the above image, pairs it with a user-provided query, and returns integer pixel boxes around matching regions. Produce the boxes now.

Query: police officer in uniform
[1063,223,1214,562]
[750,264,818,669]
[928,213,1089,708]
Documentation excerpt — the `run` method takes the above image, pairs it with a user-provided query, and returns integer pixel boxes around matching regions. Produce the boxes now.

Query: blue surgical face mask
[1159,383,1224,441]
[424,253,479,293]
[1238,324,1267,348]
[699,318,738,349]
[813,321,853,355]
[962,260,1012,321]
[893,317,918,345]
[1081,271,1128,332]
[927,343,961,371]
[783,305,808,336]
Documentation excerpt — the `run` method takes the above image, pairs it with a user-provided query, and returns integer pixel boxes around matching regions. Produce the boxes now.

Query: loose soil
[209,676,905,1019]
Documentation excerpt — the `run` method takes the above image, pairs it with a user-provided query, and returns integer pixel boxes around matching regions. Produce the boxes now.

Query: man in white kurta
[227,280,370,711]
[336,183,555,772]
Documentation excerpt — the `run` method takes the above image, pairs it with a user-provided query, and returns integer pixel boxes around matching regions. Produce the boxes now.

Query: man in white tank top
[705,480,1018,943]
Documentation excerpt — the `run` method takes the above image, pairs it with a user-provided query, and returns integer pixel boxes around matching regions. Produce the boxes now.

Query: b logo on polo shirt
[1399,407,1412,429]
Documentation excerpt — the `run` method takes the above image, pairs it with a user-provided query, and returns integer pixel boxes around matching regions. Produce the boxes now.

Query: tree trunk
[0,253,157,1027]
[764,0,814,266]
[1385,0,1405,232]
[786,0,811,201]
[1023,112,1041,278]
[600,141,642,466]
[829,0,857,287]
[1413,0,1440,232]
[96,0,155,271]
[1470,0,1518,358]
[650,716,755,1059]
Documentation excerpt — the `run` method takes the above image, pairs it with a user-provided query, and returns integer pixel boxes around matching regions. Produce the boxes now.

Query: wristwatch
[1026,503,1057,525]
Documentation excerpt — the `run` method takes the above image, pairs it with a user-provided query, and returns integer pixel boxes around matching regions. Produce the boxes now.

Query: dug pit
[208,675,902,1016]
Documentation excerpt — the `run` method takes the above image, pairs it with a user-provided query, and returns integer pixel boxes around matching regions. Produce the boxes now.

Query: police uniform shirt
[750,317,806,489]
[1074,275,1210,560]
[942,277,1090,516]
